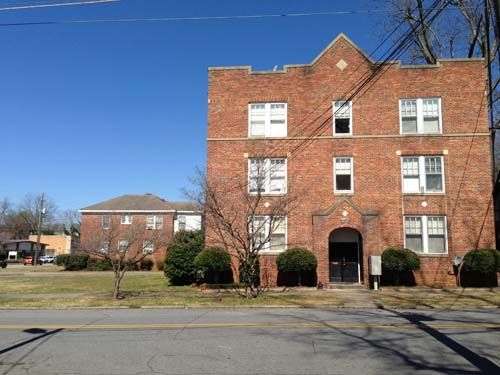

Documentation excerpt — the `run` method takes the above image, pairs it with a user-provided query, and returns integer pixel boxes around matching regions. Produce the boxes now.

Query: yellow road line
[0,322,499,330]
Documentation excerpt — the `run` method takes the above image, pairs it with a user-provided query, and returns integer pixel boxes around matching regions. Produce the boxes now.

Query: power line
[243,0,452,195]
[0,7,451,27]
[253,0,449,168]
[0,0,118,12]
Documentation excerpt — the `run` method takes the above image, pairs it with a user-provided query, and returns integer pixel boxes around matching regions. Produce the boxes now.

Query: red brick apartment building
[206,34,495,287]
[79,194,202,265]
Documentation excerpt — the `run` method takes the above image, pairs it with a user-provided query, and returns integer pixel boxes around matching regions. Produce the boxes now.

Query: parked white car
[39,255,55,264]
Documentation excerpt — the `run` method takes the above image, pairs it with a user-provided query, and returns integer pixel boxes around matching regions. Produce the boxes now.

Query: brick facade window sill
[416,253,449,258]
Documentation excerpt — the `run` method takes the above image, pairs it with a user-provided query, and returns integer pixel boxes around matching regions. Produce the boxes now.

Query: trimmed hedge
[381,247,420,286]
[276,247,317,286]
[463,248,500,274]
[460,248,500,287]
[55,254,89,271]
[194,247,233,284]
[86,258,113,271]
[139,258,154,271]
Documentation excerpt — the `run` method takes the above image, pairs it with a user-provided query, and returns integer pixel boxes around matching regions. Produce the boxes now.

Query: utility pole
[35,193,45,266]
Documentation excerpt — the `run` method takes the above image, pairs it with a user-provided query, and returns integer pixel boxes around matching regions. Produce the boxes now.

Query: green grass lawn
[1,266,498,309]
[0,266,343,309]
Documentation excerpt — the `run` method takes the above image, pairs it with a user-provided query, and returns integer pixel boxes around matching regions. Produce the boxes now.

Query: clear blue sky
[1,0,384,212]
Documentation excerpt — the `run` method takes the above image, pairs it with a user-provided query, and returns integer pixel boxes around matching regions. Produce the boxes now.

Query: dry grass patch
[0,271,343,309]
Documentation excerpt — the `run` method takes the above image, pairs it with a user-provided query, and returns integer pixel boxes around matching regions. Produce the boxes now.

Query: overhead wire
[247,0,451,188]
[0,0,118,12]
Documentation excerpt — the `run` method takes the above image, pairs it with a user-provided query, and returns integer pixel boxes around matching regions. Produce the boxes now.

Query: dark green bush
[463,248,500,274]
[276,247,317,286]
[55,254,70,267]
[156,261,165,272]
[276,247,317,272]
[57,254,89,271]
[194,247,232,284]
[381,247,420,272]
[381,247,420,286]
[164,230,204,285]
[140,258,154,271]
[86,258,112,271]
[122,259,139,271]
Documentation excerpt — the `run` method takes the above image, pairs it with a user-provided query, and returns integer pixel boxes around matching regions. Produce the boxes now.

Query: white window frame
[404,216,448,254]
[118,239,129,253]
[102,215,110,229]
[142,240,154,254]
[248,158,287,195]
[250,216,287,253]
[177,215,186,231]
[334,157,353,194]
[146,215,163,230]
[401,156,444,194]
[100,240,109,254]
[249,102,287,137]
[400,98,442,134]
[120,214,133,225]
[333,100,352,136]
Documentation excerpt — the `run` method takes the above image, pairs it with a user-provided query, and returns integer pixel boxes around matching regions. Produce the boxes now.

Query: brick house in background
[206,34,495,287]
[79,194,203,266]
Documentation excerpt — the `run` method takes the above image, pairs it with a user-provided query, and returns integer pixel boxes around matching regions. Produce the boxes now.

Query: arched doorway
[329,228,363,283]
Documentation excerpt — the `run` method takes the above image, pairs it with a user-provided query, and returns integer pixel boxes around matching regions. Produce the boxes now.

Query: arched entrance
[329,228,363,283]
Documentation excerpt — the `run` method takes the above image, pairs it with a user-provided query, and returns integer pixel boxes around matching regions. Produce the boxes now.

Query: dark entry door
[329,242,359,283]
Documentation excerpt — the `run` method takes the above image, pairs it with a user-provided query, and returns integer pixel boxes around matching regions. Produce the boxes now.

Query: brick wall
[80,213,175,268]
[206,35,495,287]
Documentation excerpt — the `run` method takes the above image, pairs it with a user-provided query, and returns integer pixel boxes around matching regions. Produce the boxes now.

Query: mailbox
[369,255,382,276]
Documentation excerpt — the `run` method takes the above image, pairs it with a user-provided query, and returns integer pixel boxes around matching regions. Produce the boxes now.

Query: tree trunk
[113,269,126,299]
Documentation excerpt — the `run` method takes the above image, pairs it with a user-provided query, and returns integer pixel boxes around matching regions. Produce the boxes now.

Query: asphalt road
[0,307,499,374]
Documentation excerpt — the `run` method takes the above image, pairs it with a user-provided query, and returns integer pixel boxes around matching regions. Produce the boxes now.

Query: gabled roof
[79,194,201,213]
[208,33,374,73]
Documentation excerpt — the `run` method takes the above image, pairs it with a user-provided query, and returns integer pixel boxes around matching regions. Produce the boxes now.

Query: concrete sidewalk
[324,286,500,309]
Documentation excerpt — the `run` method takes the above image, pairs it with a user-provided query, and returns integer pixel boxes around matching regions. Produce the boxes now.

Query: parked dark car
[0,259,6,268]
[23,256,42,266]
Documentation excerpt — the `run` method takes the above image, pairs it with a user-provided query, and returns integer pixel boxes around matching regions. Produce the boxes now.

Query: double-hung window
[146,215,163,230]
[250,216,287,252]
[100,240,109,254]
[334,157,353,193]
[333,100,352,135]
[143,240,154,254]
[400,98,441,134]
[102,215,110,229]
[402,156,444,193]
[404,216,447,253]
[118,239,129,253]
[248,158,287,194]
[177,215,186,230]
[249,103,287,137]
[120,214,133,225]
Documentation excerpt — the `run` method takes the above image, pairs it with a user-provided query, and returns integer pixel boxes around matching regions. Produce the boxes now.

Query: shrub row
[163,230,320,288]
[381,247,500,287]
[55,254,156,271]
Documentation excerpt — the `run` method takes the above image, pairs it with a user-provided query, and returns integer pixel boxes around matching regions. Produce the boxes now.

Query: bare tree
[374,0,500,171]
[0,193,58,239]
[374,0,495,62]
[0,198,14,241]
[80,216,167,298]
[188,162,300,298]
[59,209,81,233]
